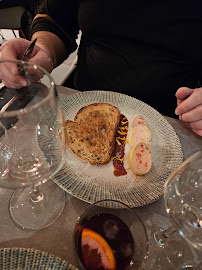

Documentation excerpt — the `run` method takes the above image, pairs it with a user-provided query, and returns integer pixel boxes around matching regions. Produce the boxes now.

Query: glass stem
[154,225,177,246]
[30,186,44,203]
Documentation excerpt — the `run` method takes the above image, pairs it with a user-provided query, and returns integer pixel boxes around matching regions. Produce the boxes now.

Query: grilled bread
[65,103,120,165]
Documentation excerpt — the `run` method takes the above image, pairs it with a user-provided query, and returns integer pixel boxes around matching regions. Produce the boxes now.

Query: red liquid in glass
[75,213,134,270]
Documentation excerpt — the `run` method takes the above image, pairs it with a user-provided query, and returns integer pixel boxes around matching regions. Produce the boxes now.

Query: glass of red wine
[74,199,148,270]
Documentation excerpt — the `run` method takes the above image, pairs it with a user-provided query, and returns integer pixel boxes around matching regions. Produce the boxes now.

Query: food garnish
[81,228,116,270]
[111,114,128,176]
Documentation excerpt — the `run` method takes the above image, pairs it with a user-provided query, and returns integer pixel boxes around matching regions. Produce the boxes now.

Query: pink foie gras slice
[128,124,152,149]
[131,115,147,129]
[129,142,152,175]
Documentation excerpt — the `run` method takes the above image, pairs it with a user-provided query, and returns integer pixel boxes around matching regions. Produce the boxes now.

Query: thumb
[175,87,194,101]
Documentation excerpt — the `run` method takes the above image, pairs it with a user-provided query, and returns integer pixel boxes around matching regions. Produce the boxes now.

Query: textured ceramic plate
[0,248,78,270]
[54,91,183,207]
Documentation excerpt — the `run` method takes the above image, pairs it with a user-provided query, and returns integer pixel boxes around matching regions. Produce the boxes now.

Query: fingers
[186,122,202,136]
[0,39,31,88]
[1,75,26,89]
[0,39,43,88]
[175,88,202,116]
[175,87,194,100]
[175,87,202,136]
[192,129,202,136]
[0,38,30,61]
[175,87,194,106]
[179,104,202,123]
[180,112,202,137]
[185,118,202,130]
[0,38,54,89]
[0,63,27,88]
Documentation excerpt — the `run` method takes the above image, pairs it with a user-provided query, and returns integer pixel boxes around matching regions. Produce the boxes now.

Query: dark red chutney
[112,114,128,176]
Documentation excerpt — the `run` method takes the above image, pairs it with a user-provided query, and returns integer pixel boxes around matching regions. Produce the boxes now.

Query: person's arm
[0,0,79,88]
[31,0,79,67]
[31,30,67,68]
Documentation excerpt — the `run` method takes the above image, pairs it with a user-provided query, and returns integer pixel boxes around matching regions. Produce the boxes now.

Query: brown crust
[65,103,120,165]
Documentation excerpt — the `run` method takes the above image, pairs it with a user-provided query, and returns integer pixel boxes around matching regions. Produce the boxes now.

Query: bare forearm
[32,31,67,67]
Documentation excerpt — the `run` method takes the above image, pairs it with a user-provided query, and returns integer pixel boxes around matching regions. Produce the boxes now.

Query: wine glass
[164,150,202,268]
[0,59,67,230]
[141,151,202,269]
[74,199,148,270]
[140,212,183,269]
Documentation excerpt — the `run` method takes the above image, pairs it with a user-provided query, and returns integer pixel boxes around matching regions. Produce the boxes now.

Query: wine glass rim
[165,150,202,189]
[78,199,147,224]
[0,59,56,118]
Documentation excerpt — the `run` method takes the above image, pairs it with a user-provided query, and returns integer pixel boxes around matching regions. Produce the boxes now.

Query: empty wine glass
[165,150,202,268]
[141,151,202,269]
[0,59,67,230]
[140,212,183,269]
[74,199,148,270]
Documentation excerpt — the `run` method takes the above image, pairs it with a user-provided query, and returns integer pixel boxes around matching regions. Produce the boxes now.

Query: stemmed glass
[74,199,148,270]
[140,213,183,269]
[164,150,202,268]
[141,151,202,269]
[0,59,67,230]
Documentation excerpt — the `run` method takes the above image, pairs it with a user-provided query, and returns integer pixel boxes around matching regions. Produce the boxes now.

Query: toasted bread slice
[74,103,120,126]
[65,103,120,165]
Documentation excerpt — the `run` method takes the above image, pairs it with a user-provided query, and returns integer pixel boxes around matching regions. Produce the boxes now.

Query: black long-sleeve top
[32,0,202,117]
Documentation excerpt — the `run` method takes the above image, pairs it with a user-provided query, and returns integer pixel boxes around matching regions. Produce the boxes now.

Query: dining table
[0,85,201,269]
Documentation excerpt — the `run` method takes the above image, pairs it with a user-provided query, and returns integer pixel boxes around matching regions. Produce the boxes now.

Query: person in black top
[0,0,202,136]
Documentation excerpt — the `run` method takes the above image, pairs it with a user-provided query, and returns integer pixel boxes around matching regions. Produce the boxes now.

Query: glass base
[9,180,66,230]
[180,263,201,269]
[140,213,183,270]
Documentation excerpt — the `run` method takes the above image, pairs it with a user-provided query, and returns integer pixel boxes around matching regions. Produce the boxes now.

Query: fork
[18,38,38,74]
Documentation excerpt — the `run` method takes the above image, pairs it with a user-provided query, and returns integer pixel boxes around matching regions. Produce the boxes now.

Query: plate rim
[0,247,78,270]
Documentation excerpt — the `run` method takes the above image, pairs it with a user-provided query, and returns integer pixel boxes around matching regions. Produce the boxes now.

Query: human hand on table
[0,38,54,88]
[175,87,202,136]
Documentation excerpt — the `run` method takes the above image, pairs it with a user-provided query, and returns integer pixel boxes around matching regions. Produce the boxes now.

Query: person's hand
[0,38,54,88]
[175,87,202,136]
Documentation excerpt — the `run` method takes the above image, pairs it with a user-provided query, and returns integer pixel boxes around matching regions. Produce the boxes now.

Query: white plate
[55,91,183,207]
